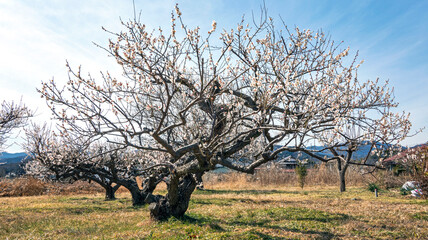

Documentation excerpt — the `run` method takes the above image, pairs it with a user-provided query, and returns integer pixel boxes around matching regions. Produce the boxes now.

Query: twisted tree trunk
[118,175,162,206]
[147,173,197,221]
[104,184,118,200]
[85,175,120,201]
[118,179,147,206]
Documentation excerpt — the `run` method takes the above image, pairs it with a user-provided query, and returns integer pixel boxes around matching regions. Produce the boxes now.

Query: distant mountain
[273,142,405,164]
[0,152,28,177]
[0,152,29,164]
[411,142,428,149]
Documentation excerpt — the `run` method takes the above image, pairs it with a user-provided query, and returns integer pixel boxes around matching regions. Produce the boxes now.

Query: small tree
[295,162,307,189]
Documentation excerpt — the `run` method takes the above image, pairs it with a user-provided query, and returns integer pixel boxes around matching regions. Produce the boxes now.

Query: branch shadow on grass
[174,207,352,239]
[174,214,226,232]
[226,219,339,240]
[191,197,278,206]
[226,207,351,239]
[195,189,300,195]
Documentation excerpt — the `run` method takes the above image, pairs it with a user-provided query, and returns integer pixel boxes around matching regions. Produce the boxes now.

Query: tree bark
[118,180,147,206]
[339,162,349,192]
[109,174,163,206]
[130,189,146,206]
[104,185,116,200]
[339,170,346,192]
[148,173,197,221]
[84,175,119,201]
[104,184,121,200]
[195,172,204,190]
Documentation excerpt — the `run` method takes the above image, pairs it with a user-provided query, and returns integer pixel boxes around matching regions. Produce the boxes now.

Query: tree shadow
[227,219,338,239]
[251,231,289,240]
[175,214,225,232]
[227,207,351,239]
[174,207,352,239]
[192,197,278,206]
[195,189,299,195]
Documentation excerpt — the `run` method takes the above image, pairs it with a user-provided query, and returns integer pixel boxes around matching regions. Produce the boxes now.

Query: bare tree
[298,111,411,192]
[38,5,410,220]
[0,100,32,150]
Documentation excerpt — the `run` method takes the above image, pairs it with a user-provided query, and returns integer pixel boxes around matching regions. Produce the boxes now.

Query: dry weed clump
[0,177,106,197]
[203,172,252,189]
[0,177,47,197]
[375,170,412,189]
[48,180,105,195]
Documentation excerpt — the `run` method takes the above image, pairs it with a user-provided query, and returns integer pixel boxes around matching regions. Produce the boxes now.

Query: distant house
[255,156,314,172]
[275,156,300,169]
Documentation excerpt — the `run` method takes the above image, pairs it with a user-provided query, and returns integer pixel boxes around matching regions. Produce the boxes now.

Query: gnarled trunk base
[131,190,147,206]
[104,184,121,200]
[104,185,116,200]
[148,174,197,221]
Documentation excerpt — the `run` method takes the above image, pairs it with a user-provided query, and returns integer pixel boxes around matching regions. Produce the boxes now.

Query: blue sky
[0,0,427,152]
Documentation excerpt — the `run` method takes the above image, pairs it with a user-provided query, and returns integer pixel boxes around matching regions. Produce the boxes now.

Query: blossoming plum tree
[0,101,32,150]
[38,5,411,220]
[24,124,166,202]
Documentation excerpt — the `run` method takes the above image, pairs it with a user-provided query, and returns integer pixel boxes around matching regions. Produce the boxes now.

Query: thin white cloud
[0,0,427,152]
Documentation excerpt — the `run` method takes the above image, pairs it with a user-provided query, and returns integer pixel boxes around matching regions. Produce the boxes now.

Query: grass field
[0,185,427,239]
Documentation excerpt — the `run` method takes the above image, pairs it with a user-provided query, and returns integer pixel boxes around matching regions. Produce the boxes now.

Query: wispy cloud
[1,0,427,151]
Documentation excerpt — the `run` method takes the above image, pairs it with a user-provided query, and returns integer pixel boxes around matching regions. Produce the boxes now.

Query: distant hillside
[0,152,28,177]
[0,152,28,164]
[274,142,404,164]
[411,142,428,149]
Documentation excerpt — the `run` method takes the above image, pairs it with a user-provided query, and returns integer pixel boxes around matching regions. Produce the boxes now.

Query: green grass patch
[0,187,427,239]
[412,211,428,221]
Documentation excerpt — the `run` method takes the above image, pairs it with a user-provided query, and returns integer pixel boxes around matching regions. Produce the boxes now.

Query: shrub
[295,163,308,189]
[393,164,406,176]
[400,187,411,196]
[0,177,46,197]
[367,183,380,192]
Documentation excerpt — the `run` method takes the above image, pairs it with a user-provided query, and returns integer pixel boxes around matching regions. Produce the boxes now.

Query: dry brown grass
[205,164,355,188]
[0,177,106,197]
[0,176,166,198]
[203,162,411,191]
